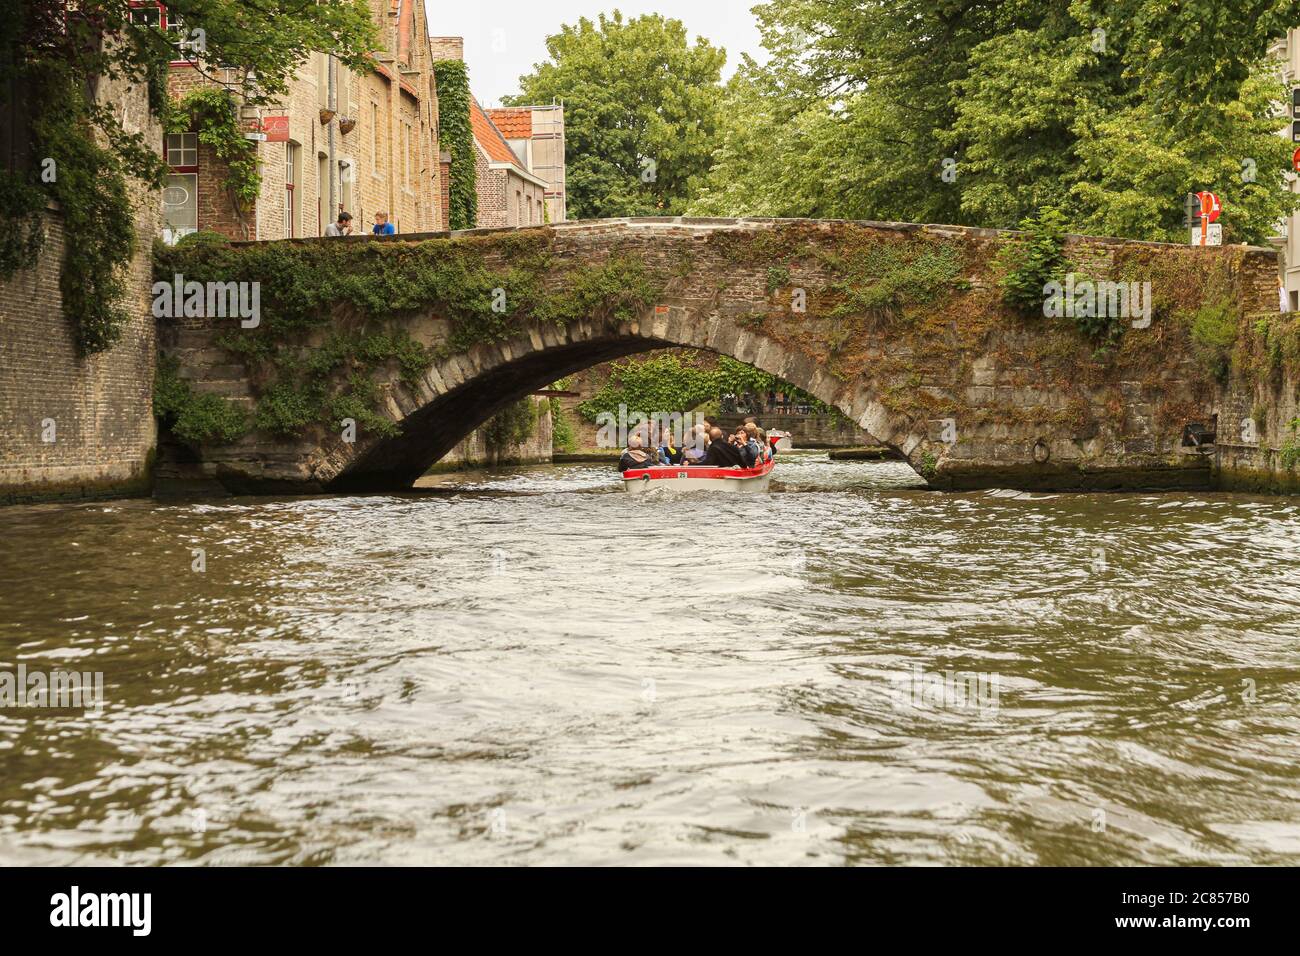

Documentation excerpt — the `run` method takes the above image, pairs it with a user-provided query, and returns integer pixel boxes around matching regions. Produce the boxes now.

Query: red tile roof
[486,108,532,139]
[471,97,525,170]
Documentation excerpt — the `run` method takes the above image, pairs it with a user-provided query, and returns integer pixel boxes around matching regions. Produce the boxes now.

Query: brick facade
[0,72,161,503]
[165,0,445,242]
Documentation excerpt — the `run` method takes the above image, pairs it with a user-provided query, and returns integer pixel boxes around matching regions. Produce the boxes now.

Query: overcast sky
[425,1,767,107]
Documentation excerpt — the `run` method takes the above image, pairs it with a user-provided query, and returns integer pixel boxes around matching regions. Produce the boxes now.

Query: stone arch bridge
[157,217,1277,494]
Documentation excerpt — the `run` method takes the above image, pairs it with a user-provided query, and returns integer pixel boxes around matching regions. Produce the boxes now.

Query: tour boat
[621,458,775,493]
[768,430,793,452]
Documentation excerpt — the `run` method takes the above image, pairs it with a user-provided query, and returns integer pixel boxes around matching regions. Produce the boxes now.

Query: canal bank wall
[0,70,161,505]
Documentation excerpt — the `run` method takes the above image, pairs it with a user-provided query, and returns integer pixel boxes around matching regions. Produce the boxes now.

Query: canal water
[1,452,1298,865]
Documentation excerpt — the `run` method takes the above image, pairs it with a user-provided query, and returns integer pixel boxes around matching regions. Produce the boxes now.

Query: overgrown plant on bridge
[577,353,830,423]
[154,231,661,443]
[169,89,261,231]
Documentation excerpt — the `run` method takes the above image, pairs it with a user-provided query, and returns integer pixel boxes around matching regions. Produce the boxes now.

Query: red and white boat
[621,458,775,493]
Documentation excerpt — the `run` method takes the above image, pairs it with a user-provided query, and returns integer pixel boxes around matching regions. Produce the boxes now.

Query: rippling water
[2,452,1299,865]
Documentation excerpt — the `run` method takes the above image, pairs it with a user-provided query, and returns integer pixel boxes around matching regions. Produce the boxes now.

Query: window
[160,132,198,245]
[316,53,330,107]
[317,153,328,235]
[285,142,300,238]
[161,174,197,245]
[338,159,354,219]
[403,122,411,189]
[165,132,197,168]
[128,4,194,62]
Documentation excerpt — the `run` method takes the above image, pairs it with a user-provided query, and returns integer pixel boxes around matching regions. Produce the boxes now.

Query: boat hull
[621,460,774,493]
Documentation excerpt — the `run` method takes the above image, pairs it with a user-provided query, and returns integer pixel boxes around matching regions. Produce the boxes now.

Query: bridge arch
[322,303,922,490]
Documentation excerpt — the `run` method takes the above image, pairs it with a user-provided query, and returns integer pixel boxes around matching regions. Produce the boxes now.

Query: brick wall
[0,73,160,504]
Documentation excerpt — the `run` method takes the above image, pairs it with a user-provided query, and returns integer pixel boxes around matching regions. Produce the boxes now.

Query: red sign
[261,116,290,143]
[1196,191,1222,224]
[1293,148,1300,173]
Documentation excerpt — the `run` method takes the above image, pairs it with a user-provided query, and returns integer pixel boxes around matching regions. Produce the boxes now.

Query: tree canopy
[688,0,1300,244]
[504,11,726,219]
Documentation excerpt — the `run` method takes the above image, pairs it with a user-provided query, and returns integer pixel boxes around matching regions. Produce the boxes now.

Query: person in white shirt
[324,211,353,236]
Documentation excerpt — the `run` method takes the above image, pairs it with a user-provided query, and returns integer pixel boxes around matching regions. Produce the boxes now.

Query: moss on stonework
[153,356,250,445]
[154,232,661,444]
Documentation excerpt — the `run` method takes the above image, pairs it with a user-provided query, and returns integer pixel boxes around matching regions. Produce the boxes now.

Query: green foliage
[689,0,1300,244]
[482,398,538,452]
[1281,419,1300,471]
[2,0,377,354]
[433,60,477,230]
[505,11,726,218]
[0,170,47,279]
[998,210,1072,315]
[32,62,150,354]
[157,235,662,441]
[551,403,577,453]
[1189,299,1239,383]
[825,240,965,318]
[169,88,261,209]
[577,353,826,422]
[765,265,792,293]
[153,356,249,445]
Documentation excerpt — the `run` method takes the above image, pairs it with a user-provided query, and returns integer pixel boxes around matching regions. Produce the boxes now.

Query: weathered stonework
[157,217,1279,495]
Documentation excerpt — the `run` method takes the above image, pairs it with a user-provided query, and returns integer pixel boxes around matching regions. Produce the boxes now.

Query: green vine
[0,170,47,279]
[154,355,250,445]
[997,209,1072,316]
[577,353,829,422]
[31,62,164,354]
[434,60,477,230]
[155,232,660,443]
[483,397,538,451]
[169,87,262,212]
[1281,419,1300,471]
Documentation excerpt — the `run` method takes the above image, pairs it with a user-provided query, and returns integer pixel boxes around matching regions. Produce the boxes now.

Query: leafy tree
[690,0,1300,244]
[504,11,726,218]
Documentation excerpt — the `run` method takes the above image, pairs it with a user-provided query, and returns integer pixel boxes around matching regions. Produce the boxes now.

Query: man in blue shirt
[372,211,395,235]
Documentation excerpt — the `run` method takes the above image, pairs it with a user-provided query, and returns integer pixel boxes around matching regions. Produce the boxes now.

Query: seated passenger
[618,434,656,472]
[733,426,761,467]
[658,428,683,465]
[742,423,765,465]
[681,424,708,464]
[701,427,745,467]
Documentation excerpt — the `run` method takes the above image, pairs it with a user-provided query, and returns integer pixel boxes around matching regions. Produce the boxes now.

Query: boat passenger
[618,434,657,472]
[732,426,760,468]
[681,424,708,464]
[658,428,683,465]
[701,427,745,467]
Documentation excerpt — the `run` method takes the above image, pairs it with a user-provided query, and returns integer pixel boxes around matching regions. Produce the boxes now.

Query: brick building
[159,0,446,242]
[469,97,550,228]
[486,104,567,224]
[430,35,567,229]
